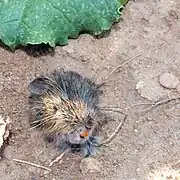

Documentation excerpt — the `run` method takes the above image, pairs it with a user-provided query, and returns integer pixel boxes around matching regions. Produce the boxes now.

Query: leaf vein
[1,19,19,25]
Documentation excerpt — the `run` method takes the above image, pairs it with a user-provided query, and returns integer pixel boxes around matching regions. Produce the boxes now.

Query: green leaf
[0,0,129,50]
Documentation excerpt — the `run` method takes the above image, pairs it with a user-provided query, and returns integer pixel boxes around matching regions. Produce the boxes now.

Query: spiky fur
[28,69,103,156]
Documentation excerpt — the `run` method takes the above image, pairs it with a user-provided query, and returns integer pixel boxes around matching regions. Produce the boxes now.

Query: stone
[159,73,179,89]
[136,79,166,101]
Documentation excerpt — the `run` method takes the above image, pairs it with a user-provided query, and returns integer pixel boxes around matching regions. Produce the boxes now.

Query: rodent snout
[80,130,89,138]
[68,126,90,145]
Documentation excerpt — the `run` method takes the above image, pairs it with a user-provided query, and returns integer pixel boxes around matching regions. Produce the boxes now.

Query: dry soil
[0,0,180,179]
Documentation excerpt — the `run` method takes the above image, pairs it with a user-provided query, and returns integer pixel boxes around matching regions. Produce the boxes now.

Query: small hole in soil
[22,43,55,57]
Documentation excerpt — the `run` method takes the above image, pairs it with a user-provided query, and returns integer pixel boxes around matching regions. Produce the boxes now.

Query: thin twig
[125,103,153,111]
[12,158,51,171]
[97,114,127,146]
[172,114,180,119]
[141,97,180,113]
[109,53,143,76]
[172,160,180,168]
[100,102,153,112]
[100,107,125,114]
[100,96,180,117]
[49,151,66,167]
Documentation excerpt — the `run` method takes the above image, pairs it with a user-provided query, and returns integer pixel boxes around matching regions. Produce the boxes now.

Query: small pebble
[136,168,140,172]
[44,170,50,175]
[159,73,179,89]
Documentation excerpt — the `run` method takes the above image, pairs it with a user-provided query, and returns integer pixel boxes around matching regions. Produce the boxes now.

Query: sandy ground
[0,0,180,179]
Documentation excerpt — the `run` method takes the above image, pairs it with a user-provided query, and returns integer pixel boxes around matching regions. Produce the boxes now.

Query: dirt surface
[0,0,180,179]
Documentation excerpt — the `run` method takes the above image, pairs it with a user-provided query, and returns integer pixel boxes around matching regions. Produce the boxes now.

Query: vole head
[28,74,100,156]
[28,76,97,135]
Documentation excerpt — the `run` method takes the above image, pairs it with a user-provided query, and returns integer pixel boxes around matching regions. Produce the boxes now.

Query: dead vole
[28,69,105,157]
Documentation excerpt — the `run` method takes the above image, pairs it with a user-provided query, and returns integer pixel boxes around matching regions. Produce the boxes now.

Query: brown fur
[41,93,89,134]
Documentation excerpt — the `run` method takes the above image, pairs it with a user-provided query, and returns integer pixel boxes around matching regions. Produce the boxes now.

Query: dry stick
[49,151,66,167]
[140,96,180,113]
[12,158,51,171]
[172,160,180,168]
[106,42,165,80]
[100,107,125,114]
[97,114,127,147]
[172,114,180,119]
[125,103,153,111]
[99,52,143,84]
[101,96,180,115]
[108,53,143,76]
[100,102,153,113]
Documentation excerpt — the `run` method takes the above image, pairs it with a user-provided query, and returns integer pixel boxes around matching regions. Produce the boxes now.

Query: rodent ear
[28,77,49,95]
